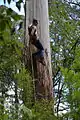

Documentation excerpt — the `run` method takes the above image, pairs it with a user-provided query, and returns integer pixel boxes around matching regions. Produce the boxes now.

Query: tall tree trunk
[25,0,53,99]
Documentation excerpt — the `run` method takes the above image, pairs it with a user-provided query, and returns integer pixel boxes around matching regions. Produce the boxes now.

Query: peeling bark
[32,51,53,99]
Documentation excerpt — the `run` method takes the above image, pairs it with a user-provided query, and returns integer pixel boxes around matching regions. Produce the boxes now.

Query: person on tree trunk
[28,19,46,66]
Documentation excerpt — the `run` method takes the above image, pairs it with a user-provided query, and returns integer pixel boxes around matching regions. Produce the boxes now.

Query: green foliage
[61,45,80,119]
[20,100,57,120]
[0,5,25,120]
[20,105,34,120]
[15,67,33,107]
[49,0,80,119]
[31,100,56,120]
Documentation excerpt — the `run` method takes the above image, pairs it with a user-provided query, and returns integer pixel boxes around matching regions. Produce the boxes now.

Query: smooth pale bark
[26,0,53,99]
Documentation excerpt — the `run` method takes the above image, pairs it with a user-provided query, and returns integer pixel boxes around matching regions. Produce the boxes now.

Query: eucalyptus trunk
[25,0,53,99]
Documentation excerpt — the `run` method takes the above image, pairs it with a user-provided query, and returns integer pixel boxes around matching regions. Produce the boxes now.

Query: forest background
[0,0,80,120]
